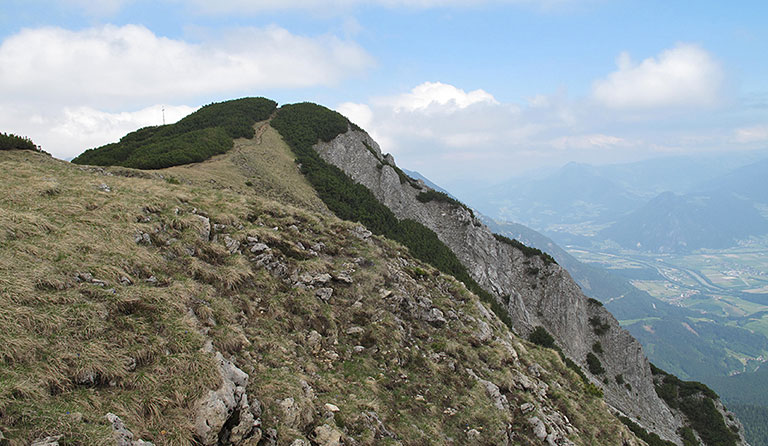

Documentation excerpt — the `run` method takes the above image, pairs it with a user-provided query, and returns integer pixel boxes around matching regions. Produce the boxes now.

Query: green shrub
[586,352,605,375]
[0,132,41,152]
[618,416,676,446]
[592,341,604,354]
[615,374,624,385]
[416,190,474,218]
[588,316,610,336]
[679,427,700,446]
[528,326,556,349]
[652,364,737,446]
[584,382,603,398]
[492,233,556,265]
[73,97,277,169]
[587,297,603,306]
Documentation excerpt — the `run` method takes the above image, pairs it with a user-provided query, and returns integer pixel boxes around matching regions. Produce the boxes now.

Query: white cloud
[734,124,768,143]
[0,24,373,108]
[592,43,724,109]
[0,104,197,160]
[380,81,498,112]
[337,102,374,130]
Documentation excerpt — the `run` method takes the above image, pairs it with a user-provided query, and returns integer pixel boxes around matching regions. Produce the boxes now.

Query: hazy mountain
[698,158,768,203]
[600,191,768,252]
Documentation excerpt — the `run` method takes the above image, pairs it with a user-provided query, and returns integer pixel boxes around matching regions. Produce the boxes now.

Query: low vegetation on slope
[0,149,642,445]
[271,102,514,329]
[72,97,277,169]
[651,364,741,446]
[0,132,43,153]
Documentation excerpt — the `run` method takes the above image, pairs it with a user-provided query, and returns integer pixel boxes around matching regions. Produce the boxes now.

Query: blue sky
[2,0,767,189]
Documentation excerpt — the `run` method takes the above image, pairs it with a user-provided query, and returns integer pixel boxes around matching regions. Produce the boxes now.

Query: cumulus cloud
[592,43,724,109]
[0,104,196,160]
[379,81,498,113]
[0,24,373,108]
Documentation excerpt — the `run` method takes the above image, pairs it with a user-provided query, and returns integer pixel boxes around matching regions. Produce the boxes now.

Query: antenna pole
[162,106,166,125]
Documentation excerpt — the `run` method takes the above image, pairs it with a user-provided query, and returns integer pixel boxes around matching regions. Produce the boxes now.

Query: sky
[2,0,768,190]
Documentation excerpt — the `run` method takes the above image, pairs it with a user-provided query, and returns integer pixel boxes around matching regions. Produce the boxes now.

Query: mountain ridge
[1,97,747,446]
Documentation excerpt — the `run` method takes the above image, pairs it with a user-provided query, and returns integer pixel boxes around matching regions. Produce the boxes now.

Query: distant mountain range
[466,153,768,253]
[601,191,768,252]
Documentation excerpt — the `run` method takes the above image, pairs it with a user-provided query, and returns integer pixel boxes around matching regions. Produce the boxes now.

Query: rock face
[313,129,685,442]
[194,352,262,446]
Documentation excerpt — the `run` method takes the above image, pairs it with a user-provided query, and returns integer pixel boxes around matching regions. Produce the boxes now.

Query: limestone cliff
[312,128,743,445]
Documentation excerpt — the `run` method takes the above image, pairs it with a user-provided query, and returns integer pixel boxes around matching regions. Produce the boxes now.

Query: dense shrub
[589,316,610,336]
[618,416,676,446]
[586,352,605,375]
[0,132,41,152]
[528,326,556,349]
[73,97,277,169]
[587,297,603,306]
[271,102,515,330]
[416,190,475,218]
[492,233,556,265]
[652,364,737,446]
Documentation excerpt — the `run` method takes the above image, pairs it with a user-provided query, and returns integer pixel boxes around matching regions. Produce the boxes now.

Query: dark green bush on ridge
[72,97,277,169]
[416,190,475,218]
[492,233,557,265]
[1,132,42,153]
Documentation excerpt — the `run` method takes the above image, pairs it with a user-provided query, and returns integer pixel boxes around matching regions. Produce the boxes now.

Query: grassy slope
[0,145,641,445]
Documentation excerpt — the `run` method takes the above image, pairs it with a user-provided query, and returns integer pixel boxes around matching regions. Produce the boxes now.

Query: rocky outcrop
[105,413,154,446]
[194,352,262,445]
[312,128,688,443]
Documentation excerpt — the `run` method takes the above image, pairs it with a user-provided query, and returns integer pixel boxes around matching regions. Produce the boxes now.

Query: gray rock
[349,225,372,240]
[250,243,269,253]
[194,215,211,241]
[345,326,364,335]
[313,424,342,446]
[312,273,332,285]
[333,272,353,284]
[193,352,257,446]
[307,330,322,354]
[520,402,535,414]
[361,411,397,440]
[527,416,547,440]
[315,287,334,302]
[134,232,151,245]
[224,236,240,254]
[105,413,154,446]
[313,128,686,443]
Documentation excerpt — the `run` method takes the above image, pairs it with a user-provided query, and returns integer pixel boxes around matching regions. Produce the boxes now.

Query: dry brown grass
[0,147,645,446]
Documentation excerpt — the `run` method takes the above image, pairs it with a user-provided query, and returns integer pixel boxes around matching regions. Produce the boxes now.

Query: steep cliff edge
[312,128,745,445]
